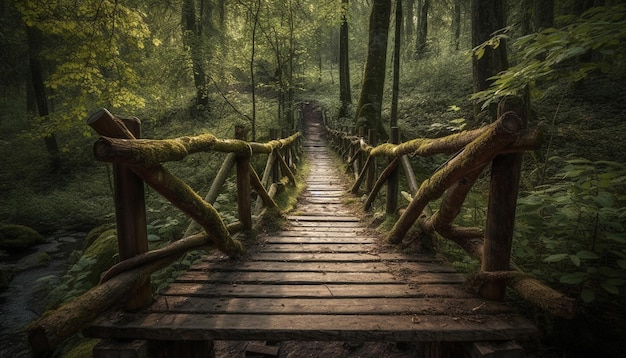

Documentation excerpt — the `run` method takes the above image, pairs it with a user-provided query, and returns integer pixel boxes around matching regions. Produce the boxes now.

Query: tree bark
[534,0,554,31]
[415,0,429,58]
[183,0,209,110]
[471,0,508,114]
[390,0,402,128]
[452,0,461,50]
[26,26,60,166]
[338,0,352,118]
[355,0,391,136]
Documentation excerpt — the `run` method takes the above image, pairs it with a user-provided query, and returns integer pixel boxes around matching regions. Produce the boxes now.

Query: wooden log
[419,166,486,259]
[366,129,377,192]
[275,148,296,185]
[387,112,523,244]
[28,256,174,354]
[88,109,151,310]
[92,130,301,165]
[130,164,245,257]
[480,101,528,300]
[401,155,419,196]
[250,163,278,214]
[237,154,253,230]
[386,127,400,214]
[348,154,374,194]
[364,157,400,211]
[183,152,236,238]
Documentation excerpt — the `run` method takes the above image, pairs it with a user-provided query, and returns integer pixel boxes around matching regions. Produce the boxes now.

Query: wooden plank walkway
[84,105,537,347]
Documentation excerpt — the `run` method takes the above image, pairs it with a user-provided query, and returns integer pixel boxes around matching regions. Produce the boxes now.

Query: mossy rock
[59,337,100,358]
[83,229,119,285]
[83,223,116,249]
[0,224,44,251]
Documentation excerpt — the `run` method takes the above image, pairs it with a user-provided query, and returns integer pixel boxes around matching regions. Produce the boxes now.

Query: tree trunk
[250,0,261,141]
[534,0,554,31]
[183,0,209,110]
[452,0,461,50]
[519,0,532,35]
[403,0,415,55]
[338,0,352,118]
[355,0,391,136]
[26,27,60,167]
[415,0,429,58]
[471,0,508,115]
[390,0,402,128]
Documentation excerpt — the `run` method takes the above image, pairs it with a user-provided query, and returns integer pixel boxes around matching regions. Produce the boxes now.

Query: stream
[0,229,87,357]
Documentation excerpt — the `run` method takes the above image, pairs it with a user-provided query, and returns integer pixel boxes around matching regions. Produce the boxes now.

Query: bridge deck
[84,107,537,347]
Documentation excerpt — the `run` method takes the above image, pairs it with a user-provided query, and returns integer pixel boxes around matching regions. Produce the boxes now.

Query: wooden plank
[85,313,538,342]
[190,260,456,273]
[175,271,466,284]
[249,252,441,262]
[257,243,375,253]
[159,283,475,299]
[287,215,359,222]
[261,236,376,244]
[288,221,362,228]
[148,297,514,316]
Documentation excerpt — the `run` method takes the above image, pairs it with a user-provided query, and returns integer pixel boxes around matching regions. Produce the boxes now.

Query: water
[0,230,87,357]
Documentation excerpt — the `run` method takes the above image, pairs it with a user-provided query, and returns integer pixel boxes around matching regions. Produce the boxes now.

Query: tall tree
[390,0,402,128]
[182,0,209,110]
[338,0,351,118]
[534,0,554,31]
[26,27,60,166]
[471,0,508,114]
[403,0,415,56]
[355,0,392,135]
[452,0,461,51]
[415,0,429,58]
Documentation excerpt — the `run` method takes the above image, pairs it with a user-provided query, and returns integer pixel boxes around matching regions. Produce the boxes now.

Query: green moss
[0,224,44,250]
[37,252,51,265]
[83,229,119,285]
[59,337,99,358]
[83,223,116,249]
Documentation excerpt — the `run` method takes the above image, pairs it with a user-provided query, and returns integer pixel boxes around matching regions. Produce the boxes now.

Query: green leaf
[576,250,600,260]
[570,254,581,267]
[148,234,161,242]
[580,288,595,303]
[601,280,620,295]
[544,253,568,262]
[560,272,587,284]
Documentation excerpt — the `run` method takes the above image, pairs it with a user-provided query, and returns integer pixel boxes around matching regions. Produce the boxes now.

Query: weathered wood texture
[84,103,537,346]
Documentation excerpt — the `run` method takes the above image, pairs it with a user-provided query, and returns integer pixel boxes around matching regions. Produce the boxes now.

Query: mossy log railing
[325,99,575,320]
[27,108,303,354]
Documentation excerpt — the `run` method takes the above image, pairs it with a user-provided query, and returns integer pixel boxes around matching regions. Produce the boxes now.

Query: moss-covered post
[270,129,280,183]
[480,98,528,300]
[87,109,151,311]
[366,129,377,192]
[236,126,252,231]
[358,127,366,174]
[386,127,400,214]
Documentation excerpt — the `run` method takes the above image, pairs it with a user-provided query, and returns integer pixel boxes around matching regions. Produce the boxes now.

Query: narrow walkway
[85,103,536,346]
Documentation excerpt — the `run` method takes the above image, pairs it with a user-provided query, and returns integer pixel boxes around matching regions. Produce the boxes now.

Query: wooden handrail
[325,100,575,319]
[27,108,305,353]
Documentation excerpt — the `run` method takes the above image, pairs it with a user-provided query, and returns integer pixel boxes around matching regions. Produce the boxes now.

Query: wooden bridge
[28,102,575,357]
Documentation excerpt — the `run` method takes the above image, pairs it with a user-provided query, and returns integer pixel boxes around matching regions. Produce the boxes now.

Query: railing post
[270,128,280,183]
[236,126,252,231]
[366,129,377,192]
[87,109,151,311]
[358,127,365,174]
[480,98,528,300]
[386,127,400,214]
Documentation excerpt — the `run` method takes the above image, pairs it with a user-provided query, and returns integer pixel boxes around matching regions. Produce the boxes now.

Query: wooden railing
[28,108,303,352]
[325,98,576,319]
